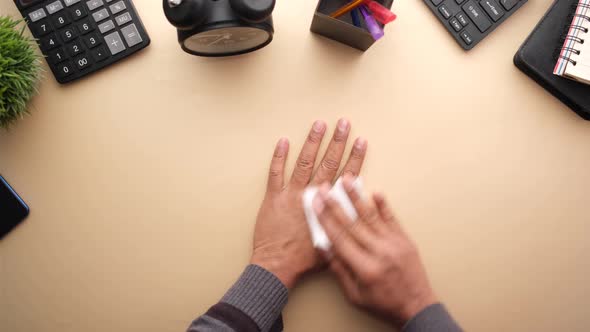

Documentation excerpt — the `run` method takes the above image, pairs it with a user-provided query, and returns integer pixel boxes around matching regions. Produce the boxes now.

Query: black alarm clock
[163,0,275,57]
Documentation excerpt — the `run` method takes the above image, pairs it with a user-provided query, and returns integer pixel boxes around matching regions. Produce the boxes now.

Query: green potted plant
[0,16,41,129]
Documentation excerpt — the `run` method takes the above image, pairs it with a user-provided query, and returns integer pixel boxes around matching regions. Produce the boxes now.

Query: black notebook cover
[514,0,590,120]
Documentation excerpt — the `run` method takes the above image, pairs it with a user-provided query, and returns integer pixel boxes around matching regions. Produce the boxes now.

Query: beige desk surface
[1,1,590,331]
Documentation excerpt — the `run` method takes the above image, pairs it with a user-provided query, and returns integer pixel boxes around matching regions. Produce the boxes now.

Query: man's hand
[314,177,437,327]
[250,119,367,290]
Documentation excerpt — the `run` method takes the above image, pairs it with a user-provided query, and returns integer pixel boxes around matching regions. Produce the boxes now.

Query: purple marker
[359,5,384,41]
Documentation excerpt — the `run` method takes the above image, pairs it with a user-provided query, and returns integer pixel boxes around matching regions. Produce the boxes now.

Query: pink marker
[366,1,397,25]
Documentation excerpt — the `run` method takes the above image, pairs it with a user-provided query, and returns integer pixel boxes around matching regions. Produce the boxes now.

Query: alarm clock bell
[163,0,275,57]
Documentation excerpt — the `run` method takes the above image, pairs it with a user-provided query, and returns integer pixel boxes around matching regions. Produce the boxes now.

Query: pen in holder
[310,0,395,51]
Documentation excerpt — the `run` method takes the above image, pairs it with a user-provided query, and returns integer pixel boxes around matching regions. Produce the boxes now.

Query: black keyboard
[423,0,527,50]
[14,0,150,84]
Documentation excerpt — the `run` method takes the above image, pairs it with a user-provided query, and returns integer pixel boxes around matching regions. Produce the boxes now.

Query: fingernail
[313,121,326,133]
[319,183,331,199]
[342,175,354,192]
[277,138,288,152]
[337,119,350,133]
[355,137,367,149]
[313,195,325,214]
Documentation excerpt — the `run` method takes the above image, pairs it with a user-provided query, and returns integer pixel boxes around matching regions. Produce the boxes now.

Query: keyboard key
[28,8,47,22]
[439,4,452,19]
[98,19,115,33]
[60,27,77,42]
[121,24,142,47]
[104,31,125,55]
[92,8,109,22]
[70,4,87,20]
[86,0,104,11]
[74,54,91,70]
[47,47,67,64]
[40,33,60,50]
[460,31,473,44]
[66,40,84,56]
[30,19,53,36]
[500,0,518,10]
[449,18,462,31]
[480,0,504,21]
[431,0,443,6]
[463,1,492,32]
[456,13,469,26]
[64,0,81,6]
[57,61,75,78]
[48,47,67,64]
[77,19,94,34]
[115,12,132,26]
[82,33,101,48]
[109,1,126,15]
[53,13,71,29]
[46,1,64,14]
[91,46,108,61]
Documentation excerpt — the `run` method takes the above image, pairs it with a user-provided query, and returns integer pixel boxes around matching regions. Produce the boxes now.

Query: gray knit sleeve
[221,264,289,332]
[402,303,463,332]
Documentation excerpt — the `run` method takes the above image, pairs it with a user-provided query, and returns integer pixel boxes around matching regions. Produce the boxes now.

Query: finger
[322,188,376,251]
[340,137,367,178]
[342,176,386,233]
[267,138,289,193]
[315,184,370,272]
[290,121,327,188]
[330,259,361,304]
[373,192,403,233]
[311,119,350,185]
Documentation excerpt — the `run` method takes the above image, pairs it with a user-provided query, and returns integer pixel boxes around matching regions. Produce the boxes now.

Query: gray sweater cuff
[402,303,463,332]
[221,264,288,332]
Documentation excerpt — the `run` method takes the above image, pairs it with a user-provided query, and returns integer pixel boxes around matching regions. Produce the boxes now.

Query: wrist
[250,253,298,290]
[397,290,438,325]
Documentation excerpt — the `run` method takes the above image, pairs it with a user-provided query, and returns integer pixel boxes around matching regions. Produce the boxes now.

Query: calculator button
[46,1,64,14]
[60,27,77,42]
[456,13,469,26]
[48,47,67,64]
[86,0,104,11]
[104,31,125,55]
[98,19,115,33]
[64,0,81,6]
[57,61,75,78]
[460,31,473,44]
[82,33,101,48]
[92,8,109,22]
[462,1,492,32]
[121,24,142,47]
[109,1,126,15]
[431,0,443,6]
[455,0,466,4]
[28,8,47,22]
[500,0,518,10]
[480,0,504,21]
[30,19,53,36]
[77,19,94,34]
[438,4,452,19]
[449,18,462,31]
[66,40,84,56]
[40,33,60,50]
[74,54,91,70]
[70,4,88,20]
[115,12,131,26]
[91,46,108,61]
[53,13,71,29]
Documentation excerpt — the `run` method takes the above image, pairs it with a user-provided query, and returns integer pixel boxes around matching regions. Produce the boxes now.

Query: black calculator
[423,0,527,50]
[14,0,150,84]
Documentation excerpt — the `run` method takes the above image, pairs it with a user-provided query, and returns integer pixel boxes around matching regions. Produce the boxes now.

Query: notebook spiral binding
[554,6,590,66]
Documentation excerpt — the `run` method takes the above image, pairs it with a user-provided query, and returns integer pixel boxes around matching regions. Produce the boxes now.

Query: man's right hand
[313,176,438,328]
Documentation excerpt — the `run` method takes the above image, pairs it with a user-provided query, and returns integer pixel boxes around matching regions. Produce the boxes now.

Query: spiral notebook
[514,0,590,120]
[554,0,590,84]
